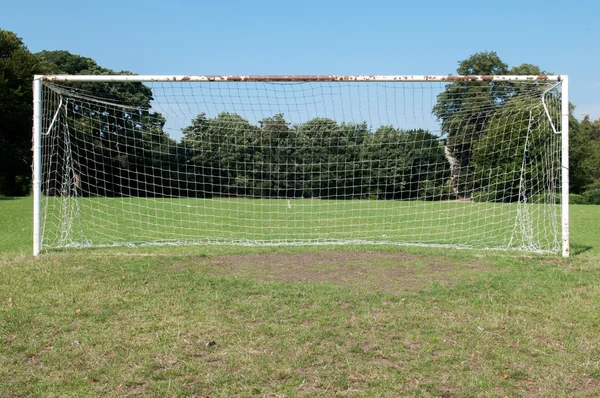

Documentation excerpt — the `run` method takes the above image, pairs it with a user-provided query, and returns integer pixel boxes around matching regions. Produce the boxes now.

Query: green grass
[1,197,600,396]
[42,197,560,252]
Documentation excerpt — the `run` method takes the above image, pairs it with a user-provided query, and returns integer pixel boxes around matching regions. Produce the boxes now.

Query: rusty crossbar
[36,74,563,83]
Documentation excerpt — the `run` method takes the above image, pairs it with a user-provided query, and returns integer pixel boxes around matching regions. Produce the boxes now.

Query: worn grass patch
[1,198,600,396]
[180,250,496,294]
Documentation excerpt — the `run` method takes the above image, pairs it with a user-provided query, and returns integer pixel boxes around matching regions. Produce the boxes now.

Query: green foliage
[294,118,368,199]
[529,193,560,204]
[472,190,500,203]
[569,115,600,194]
[584,189,600,205]
[359,126,450,200]
[456,51,509,76]
[430,51,579,207]
[404,129,451,199]
[180,115,448,200]
[0,29,45,195]
[36,50,178,198]
[569,194,584,204]
[508,63,547,76]
[253,114,296,197]
[182,112,261,197]
[471,95,557,202]
[1,36,597,211]
[37,50,153,106]
[418,179,453,201]
[7,38,592,206]
[432,51,557,202]
[584,181,600,192]
[433,51,511,178]
[360,125,409,199]
[38,50,99,74]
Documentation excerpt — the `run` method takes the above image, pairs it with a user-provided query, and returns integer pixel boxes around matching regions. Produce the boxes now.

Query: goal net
[34,75,567,255]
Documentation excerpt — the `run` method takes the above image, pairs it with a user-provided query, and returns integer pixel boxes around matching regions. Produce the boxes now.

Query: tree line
[1,28,600,202]
[59,109,449,200]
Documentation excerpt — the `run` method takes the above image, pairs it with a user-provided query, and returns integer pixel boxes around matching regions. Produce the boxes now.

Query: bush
[530,194,554,204]
[529,193,568,204]
[569,194,585,205]
[473,190,499,202]
[583,181,600,192]
[584,189,600,205]
[419,179,455,201]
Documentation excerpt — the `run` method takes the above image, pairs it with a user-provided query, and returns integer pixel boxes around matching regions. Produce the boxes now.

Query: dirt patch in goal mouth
[182,251,495,294]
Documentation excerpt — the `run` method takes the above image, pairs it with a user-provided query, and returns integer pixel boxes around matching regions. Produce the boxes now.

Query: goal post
[560,76,570,257]
[32,74,569,256]
[33,78,42,256]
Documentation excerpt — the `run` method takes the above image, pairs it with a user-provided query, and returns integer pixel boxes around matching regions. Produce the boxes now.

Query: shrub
[473,190,499,202]
[529,193,567,204]
[569,194,585,205]
[584,181,600,192]
[584,189,600,205]
[419,179,455,201]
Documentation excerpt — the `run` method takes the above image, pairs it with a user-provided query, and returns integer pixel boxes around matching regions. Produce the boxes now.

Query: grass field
[41,197,560,253]
[1,196,600,396]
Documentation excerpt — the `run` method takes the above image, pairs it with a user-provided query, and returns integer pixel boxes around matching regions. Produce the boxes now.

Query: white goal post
[32,74,569,256]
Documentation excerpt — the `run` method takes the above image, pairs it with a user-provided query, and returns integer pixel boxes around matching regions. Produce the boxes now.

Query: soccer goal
[32,75,569,256]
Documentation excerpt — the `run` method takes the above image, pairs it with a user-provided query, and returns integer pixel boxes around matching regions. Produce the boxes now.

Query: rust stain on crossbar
[169,75,559,82]
[39,75,561,82]
[435,75,554,82]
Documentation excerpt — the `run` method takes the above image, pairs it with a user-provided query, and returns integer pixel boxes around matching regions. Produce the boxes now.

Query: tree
[37,50,153,106]
[295,118,367,199]
[403,129,451,200]
[295,118,338,198]
[362,127,449,200]
[456,51,508,76]
[471,96,554,202]
[0,30,45,195]
[36,50,179,197]
[362,126,411,199]
[182,112,260,197]
[433,52,508,194]
[570,114,600,193]
[252,114,296,197]
[433,51,549,196]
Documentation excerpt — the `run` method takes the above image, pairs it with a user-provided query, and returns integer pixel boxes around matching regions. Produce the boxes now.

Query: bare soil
[179,251,495,294]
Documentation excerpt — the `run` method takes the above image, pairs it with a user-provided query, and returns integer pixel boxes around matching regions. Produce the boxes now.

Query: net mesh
[39,78,562,253]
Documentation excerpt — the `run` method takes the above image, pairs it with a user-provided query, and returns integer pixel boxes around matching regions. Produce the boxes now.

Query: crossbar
[36,75,563,83]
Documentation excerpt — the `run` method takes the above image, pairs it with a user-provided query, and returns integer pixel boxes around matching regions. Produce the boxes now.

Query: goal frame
[32,74,569,257]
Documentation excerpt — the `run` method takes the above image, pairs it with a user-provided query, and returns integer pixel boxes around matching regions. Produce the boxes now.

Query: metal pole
[561,76,570,257]
[32,77,42,256]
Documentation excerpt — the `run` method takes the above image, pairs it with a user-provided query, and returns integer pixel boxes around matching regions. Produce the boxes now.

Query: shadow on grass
[0,196,24,201]
[570,244,593,256]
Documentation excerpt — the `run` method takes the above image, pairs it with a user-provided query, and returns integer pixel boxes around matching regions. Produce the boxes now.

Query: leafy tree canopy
[37,50,153,107]
[0,29,45,195]
[570,114,600,193]
[432,51,551,196]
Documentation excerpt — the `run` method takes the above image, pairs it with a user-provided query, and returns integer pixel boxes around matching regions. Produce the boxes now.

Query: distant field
[1,197,600,396]
[41,196,560,253]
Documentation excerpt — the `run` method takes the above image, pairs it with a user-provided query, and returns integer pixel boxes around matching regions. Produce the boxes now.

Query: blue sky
[2,0,599,121]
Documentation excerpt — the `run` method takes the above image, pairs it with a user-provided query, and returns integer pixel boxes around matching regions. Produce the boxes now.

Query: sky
[2,0,599,125]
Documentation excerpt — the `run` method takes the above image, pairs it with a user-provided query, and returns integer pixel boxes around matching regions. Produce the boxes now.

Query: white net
[39,77,563,253]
